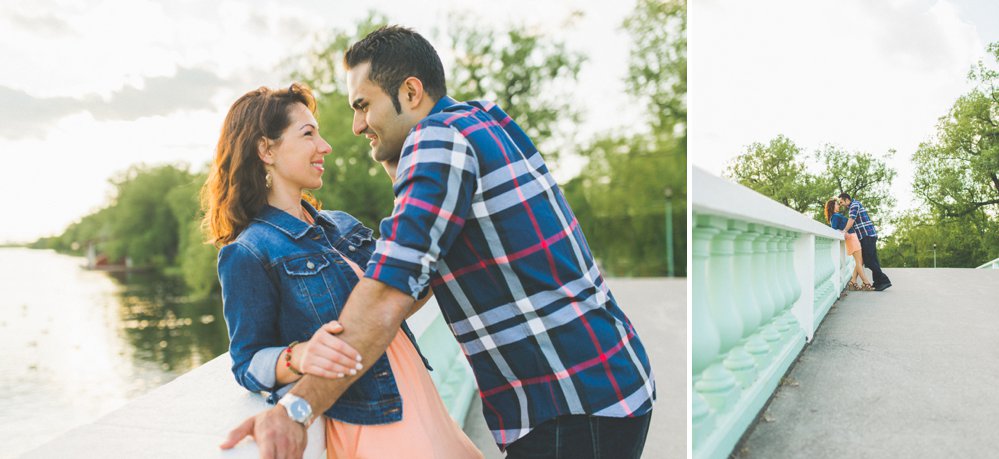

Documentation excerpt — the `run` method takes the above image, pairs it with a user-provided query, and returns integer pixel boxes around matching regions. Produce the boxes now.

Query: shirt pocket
[282,255,344,325]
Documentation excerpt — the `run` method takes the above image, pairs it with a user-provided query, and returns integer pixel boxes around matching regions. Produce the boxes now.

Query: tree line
[725,42,999,268]
[33,0,687,297]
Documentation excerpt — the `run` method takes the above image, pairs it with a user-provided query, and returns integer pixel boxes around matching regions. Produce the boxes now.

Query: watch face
[289,398,310,421]
[281,395,312,424]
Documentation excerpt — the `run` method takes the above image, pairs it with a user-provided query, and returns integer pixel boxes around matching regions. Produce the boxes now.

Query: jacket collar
[254,200,331,240]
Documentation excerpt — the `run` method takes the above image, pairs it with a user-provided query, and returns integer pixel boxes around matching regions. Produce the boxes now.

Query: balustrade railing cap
[976,257,999,269]
[692,167,842,239]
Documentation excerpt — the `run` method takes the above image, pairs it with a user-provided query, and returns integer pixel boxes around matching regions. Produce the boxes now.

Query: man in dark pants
[838,193,892,291]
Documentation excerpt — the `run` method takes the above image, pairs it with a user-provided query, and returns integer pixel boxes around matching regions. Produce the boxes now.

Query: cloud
[3,9,77,37]
[863,0,981,73]
[0,86,82,138]
[85,67,231,120]
[1,66,233,139]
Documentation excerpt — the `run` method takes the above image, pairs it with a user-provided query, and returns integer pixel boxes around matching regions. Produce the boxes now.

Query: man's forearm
[287,277,415,419]
[843,218,855,232]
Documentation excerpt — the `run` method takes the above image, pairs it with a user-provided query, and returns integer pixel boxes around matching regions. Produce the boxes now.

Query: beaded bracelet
[285,341,304,376]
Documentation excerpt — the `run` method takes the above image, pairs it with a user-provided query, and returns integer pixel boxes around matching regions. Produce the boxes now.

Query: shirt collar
[254,200,324,240]
[429,95,458,116]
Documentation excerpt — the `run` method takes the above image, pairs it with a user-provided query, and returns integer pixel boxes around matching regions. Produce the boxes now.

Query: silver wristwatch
[278,394,313,427]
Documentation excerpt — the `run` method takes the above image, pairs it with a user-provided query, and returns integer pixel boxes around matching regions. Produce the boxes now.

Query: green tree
[913,42,999,217]
[624,0,686,139]
[290,13,397,230]
[104,164,195,267]
[725,135,827,214]
[290,12,587,230]
[891,41,999,268]
[814,144,897,221]
[566,0,687,277]
[880,208,999,268]
[565,136,685,276]
[726,136,897,223]
[165,171,219,298]
[444,16,585,161]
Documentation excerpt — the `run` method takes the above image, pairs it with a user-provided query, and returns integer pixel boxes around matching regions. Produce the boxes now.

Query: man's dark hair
[838,192,852,201]
[344,26,447,114]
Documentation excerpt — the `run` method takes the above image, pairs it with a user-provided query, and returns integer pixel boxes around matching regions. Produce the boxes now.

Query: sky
[690,0,999,216]
[0,0,640,244]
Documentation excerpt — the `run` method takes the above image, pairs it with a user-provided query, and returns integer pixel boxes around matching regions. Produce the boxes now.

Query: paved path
[737,268,999,459]
[463,277,687,458]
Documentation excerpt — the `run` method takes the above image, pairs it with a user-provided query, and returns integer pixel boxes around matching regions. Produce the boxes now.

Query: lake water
[0,248,228,457]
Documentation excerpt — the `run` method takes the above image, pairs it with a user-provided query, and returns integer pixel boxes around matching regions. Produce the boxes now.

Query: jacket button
[348,246,356,252]
[306,261,315,269]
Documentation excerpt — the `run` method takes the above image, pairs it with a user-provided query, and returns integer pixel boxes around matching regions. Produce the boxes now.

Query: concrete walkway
[736,268,999,458]
[463,277,687,459]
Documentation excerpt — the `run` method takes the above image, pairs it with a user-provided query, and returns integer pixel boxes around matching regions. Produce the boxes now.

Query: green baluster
[692,389,714,447]
[743,224,772,367]
[709,217,756,388]
[765,228,789,334]
[753,225,782,362]
[775,230,801,339]
[786,231,802,303]
[692,215,721,376]
[706,216,742,355]
[733,220,761,332]
[693,215,739,412]
[750,225,776,323]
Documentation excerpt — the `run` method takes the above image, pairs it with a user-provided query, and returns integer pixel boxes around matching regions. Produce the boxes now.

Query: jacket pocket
[341,226,375,266]
[282,255,342,325]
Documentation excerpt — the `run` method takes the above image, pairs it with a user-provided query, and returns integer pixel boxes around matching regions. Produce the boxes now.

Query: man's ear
[400,77,425,109]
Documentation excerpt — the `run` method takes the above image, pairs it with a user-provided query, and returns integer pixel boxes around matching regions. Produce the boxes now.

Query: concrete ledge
[28,298,466,459]
[24,353,326,459]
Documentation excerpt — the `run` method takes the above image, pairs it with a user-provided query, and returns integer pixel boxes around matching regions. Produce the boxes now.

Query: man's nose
[352,112,366,136]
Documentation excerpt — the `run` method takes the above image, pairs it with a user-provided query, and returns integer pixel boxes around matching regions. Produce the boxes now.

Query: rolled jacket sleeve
[218,241,281,393]
[365,121,478,298]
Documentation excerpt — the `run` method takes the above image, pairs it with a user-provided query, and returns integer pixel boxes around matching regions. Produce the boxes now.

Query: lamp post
[665,187,675,277]
[933,243,937,268]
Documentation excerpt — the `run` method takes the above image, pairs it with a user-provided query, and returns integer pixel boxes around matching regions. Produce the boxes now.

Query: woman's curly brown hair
[201,83,320,247]
[824,198,837,224]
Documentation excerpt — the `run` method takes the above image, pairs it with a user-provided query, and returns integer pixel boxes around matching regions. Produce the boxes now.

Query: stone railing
[28,299,476,458]
[691,167,851,459]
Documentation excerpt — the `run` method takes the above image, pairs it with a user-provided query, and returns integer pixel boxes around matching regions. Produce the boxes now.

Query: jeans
[505,412,653,459]
[860,235,891,287]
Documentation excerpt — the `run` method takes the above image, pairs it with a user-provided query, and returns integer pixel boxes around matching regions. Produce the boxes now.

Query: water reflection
[109,270,229,373]
[0,248,228,457]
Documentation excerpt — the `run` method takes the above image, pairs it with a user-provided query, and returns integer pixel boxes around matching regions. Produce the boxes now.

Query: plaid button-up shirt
[364,96,655,449]
[848,199,877,239]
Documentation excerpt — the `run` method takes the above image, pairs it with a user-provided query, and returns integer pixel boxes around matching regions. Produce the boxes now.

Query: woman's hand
[294,321,363,379]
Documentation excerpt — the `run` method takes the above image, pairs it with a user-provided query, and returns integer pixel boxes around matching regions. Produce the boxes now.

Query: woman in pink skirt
[826,199,872,291]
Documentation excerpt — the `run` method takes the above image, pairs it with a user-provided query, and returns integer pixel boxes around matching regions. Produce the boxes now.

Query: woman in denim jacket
[204,83,481,458]
[825,198,872,291]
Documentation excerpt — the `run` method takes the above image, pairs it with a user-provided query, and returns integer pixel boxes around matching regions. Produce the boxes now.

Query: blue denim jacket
[217,201,431,425]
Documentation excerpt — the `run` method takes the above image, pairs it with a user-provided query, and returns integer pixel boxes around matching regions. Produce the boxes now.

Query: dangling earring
[265,168,273,189]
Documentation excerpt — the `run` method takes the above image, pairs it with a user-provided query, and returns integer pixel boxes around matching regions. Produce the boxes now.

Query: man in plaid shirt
[839,192,892,291]
[224,26,655,458]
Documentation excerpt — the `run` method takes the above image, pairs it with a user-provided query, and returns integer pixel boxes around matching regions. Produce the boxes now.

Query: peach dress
[324,249,483,459]
[845,232,861,255]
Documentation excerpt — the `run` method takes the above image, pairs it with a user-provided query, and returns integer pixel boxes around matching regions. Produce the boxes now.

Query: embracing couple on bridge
[203,26,656,459]
[824,193,893,292]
